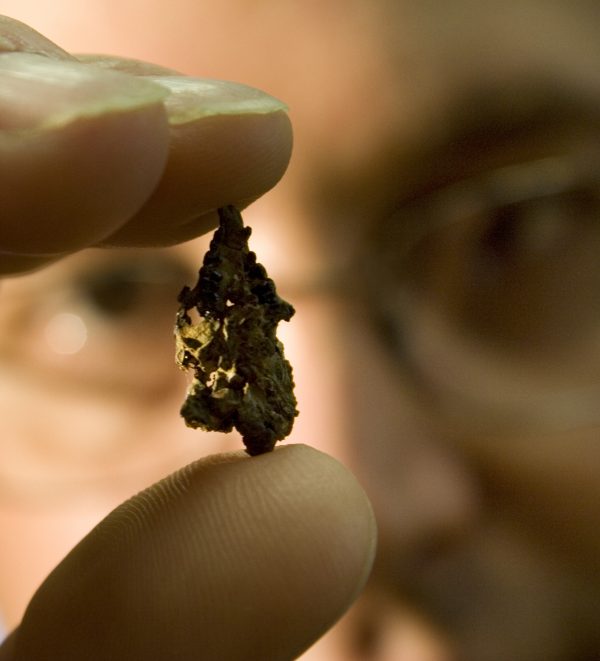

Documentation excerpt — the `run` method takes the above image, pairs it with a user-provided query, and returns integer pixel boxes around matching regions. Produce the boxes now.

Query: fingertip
[11,444,376,661]
[0,15,73,60]
[261,442,378,596]
[0,104,170,256]
[0,54,171,256]
[100,109,293,246]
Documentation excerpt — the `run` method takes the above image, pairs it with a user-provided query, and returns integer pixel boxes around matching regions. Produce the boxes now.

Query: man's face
[0,1,598,658]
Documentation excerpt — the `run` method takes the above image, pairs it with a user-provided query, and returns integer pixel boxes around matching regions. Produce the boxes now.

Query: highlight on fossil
[175,205,298,456]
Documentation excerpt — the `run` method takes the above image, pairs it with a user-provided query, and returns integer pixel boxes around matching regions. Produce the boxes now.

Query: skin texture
[1,4,599,660]
[0,16,376,661]
[0,445,376,661]
[0,16,293,261]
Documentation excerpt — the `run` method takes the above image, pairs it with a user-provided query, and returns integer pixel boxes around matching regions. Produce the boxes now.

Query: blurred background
[0,2,599,659]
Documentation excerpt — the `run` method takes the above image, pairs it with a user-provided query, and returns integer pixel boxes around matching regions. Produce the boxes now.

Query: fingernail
[0,52,169,131]
[145,75,288,125]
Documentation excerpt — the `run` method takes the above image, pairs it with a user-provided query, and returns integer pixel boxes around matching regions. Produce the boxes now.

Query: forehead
[299,1,600,228]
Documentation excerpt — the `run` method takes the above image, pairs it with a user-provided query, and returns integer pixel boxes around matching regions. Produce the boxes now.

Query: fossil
[175,205,298,455]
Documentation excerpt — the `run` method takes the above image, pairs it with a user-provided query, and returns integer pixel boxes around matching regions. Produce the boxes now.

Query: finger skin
[0,252,65,276]
[100,110,293,247]
[0,18,171,258]
[0,18,293,266]
[81,55,294,246]
[74,56,293,248]
[0,15,73,60]
[76,53,182,76]
[1,105,171,255]
[2,445,376,661]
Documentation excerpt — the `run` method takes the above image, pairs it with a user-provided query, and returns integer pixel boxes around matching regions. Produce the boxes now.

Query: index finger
[0,17,292,273]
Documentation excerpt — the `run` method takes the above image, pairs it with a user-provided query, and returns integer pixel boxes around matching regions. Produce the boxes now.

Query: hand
[0,17,376,660]
[0,14,294,271]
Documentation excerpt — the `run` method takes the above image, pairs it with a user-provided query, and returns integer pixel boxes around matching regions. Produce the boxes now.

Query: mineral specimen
[175,205,298,455]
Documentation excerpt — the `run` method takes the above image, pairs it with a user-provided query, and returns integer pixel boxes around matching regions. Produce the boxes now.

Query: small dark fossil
[175,205,298,456]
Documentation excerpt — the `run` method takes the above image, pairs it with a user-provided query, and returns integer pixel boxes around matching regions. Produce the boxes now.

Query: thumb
[1,444,376,661]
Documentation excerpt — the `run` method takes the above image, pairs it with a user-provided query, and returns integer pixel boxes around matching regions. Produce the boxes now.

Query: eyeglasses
[364,153,600,436]
[0,247,217,504]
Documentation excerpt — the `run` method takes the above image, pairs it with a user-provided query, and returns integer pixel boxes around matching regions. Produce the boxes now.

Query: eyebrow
[357,75,600,274]
[303,71,600,258]
[405,75,600,201]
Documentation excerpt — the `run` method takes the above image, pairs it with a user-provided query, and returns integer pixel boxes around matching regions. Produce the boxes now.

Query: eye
[3,250,196,396]
[368,156,600,380]
[77,265,150,318]
[75,256,192,325]
[442,187,600,356]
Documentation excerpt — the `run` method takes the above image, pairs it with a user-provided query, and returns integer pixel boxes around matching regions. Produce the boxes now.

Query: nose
[278,293,352,461]
[337,311,481,566]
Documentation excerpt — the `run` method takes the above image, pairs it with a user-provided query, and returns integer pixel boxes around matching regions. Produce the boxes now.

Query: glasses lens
[367,156,600,430]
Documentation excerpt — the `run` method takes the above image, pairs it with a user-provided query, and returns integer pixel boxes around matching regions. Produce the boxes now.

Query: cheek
[0,370,239,509]
[458,424,600,560]
[335,306,480,558]
[0,337,239,628]
[278,296,350,462]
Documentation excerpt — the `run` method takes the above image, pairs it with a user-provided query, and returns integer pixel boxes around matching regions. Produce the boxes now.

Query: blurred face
[0,1,599,659]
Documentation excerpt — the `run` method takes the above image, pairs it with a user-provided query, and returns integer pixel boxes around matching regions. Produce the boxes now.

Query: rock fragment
[175,205,298,455]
